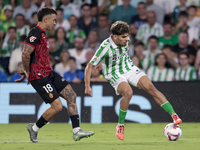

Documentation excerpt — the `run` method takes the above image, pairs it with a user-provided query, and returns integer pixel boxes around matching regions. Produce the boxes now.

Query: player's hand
[85,86,93,97]
[96,63,102,71]
[15,71,30,85]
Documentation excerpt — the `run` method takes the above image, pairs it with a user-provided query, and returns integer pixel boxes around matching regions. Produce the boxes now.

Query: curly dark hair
[110,21,130,35]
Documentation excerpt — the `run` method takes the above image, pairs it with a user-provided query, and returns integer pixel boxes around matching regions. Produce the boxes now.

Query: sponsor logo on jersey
[49,93,53,98]
[29,36,36,42]
[112,53,126,61]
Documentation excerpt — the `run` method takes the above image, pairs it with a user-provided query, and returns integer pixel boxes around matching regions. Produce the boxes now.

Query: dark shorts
[30,71,69,103]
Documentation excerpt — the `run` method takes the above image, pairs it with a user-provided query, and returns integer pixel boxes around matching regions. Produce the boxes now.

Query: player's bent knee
[55,104,63,113]
[123,90,133,100]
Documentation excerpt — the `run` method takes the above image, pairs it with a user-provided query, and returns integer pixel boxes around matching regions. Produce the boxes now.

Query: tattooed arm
[15,44,34,84]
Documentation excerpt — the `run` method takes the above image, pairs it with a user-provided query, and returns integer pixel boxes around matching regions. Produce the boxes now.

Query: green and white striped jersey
[136,22,163,45]
[90,35,135,78]
[147,66,174,82]
[141,49,161,71]
[174,66,197,81]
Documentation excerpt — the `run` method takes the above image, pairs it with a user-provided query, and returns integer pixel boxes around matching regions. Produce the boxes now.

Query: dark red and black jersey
[25,26,53,81]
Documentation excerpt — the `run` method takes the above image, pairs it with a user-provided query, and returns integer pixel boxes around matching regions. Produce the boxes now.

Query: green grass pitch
[0,123,200,150]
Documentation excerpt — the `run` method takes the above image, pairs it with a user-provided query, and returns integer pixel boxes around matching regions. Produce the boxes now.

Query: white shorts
[105,66,146,95]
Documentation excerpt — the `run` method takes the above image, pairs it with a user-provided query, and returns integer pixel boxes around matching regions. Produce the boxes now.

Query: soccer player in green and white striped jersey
[84,21,182,141]
[147,53,174,82]
[174,51,197,81]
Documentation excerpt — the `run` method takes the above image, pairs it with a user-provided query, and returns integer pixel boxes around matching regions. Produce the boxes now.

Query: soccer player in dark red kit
[15,7,94,143]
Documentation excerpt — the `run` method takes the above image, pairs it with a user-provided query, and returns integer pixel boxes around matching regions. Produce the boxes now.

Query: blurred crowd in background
[0,0,200,83]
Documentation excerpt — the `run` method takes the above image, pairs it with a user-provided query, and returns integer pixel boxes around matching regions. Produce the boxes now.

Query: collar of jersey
[109,34,118,49]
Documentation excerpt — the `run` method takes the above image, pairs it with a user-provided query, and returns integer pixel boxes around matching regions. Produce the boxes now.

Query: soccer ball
[164,123,182,141]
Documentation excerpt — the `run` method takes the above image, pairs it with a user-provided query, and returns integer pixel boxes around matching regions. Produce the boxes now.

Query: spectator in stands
[187,5,200,28]
[133,42,147,70]
[9,35,26,74]
[109,0,137,24]
[0,27,19,74]
[162,44,179,69]
[63,57,84,83]
[0,70,7,82]
[55,27,68,52]
[49,55,56,69]
[60,0,80,20]
[158,22,178,49]
[49,36,62,63]
[131,55,143,70]
[90,67,107,82]
[30,12,38,28]
[171,0,187,25]
[84,29,101,51]
[10,62,27,82]
[172,31,196,65]
[78,3,98,37]
[91,5,98,19]
[146,0,164,25]
[174,51,197,81]
[0,5,15,40]
[39,0,56,10]
[128,35,134,57]
[68,37,88,70]
[147,53,174,82]
[31,0,43,8]
[55,8,70,31]
[98,0,120,15]
[136,11,163,46]
[172,11,198,50]
[130,2,147,36]
[54,50,70,77]
[66,15,86,49]
[96,13,110,43]
[15,14,30,38]
[143,35,161,70]
[13,0,38,25]
[194,50,200,70]
[81,49,95,72]
[0,0,5,22]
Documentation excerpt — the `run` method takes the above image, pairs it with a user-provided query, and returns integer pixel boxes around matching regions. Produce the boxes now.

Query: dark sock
[70,115,80,128]
[36,116,48,128]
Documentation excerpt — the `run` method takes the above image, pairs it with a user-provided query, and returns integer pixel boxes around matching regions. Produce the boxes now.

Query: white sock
[73,127,81,134]
[118,123,124,127]
[32,123,39,132]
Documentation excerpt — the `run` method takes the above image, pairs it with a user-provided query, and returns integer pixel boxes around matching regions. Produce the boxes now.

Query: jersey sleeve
[90,44,108,66]
[25,29,41,49]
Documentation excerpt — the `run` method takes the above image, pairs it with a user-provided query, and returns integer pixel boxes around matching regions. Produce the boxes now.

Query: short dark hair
[8,26,16,31]
[48,35,56,40]
[31,12,37,18]
[20,34,27,41]
[68,15,77,20]
[81,3,91,9]
[138,2,146,6]
[98,13,108,18]
[68,56,76,62]
[178,11,188,18]
[135,41,145,47]
[110,21,130,35]
[56,7,63,12]
[188,5,197,10]
[15,13,25,20]
[37,7,57,22]
[163,22,172,26]
[162,44,173,50]
[178,51,189,58]
[148,35,158,42]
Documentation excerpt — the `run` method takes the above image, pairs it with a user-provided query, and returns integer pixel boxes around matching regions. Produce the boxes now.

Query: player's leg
[59,84,94,141]
[137,76,182,124]
[116,81,133,140]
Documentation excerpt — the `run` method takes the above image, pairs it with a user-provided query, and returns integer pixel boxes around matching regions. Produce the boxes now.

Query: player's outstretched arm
[84,63,95,97]
[15,44,34,84]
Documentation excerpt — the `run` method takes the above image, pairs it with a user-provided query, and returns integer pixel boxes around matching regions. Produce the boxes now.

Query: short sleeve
[90,43,108,66]
[25,28,42,49]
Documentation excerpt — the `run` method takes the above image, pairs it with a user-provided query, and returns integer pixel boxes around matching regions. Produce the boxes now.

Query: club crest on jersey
[29,36,36,42]
[92,56,97,61]
[49,93,53,98]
